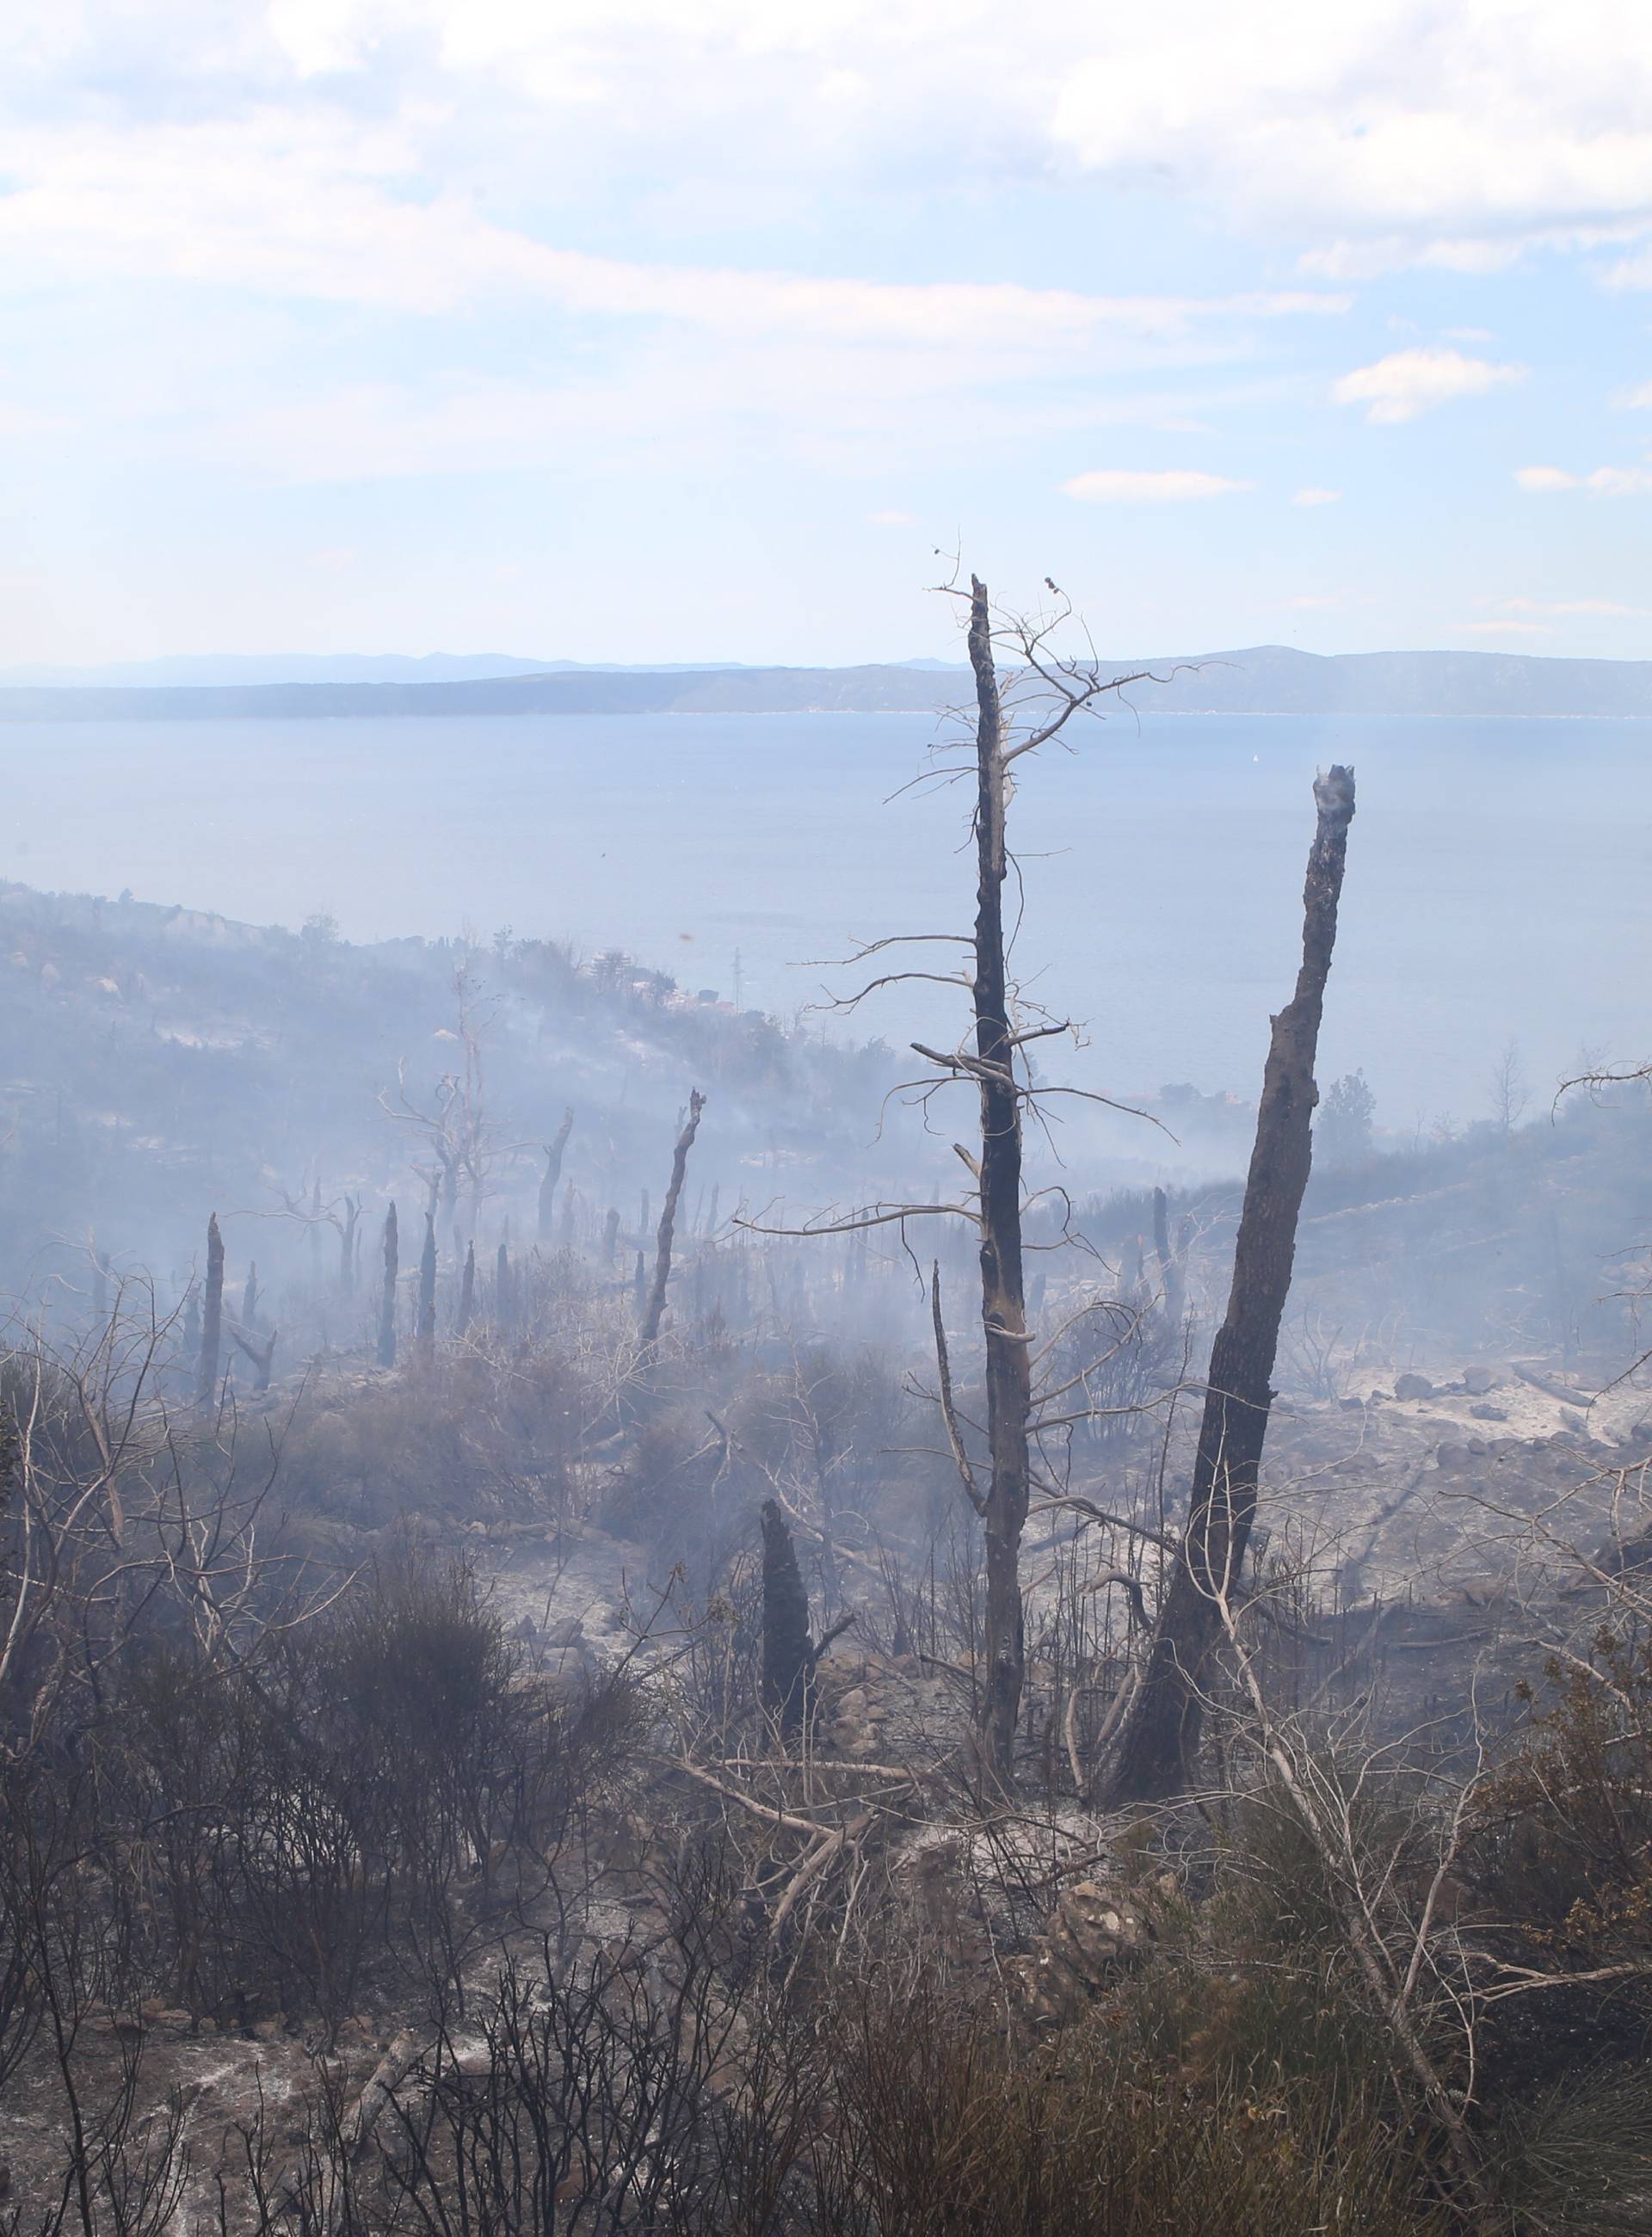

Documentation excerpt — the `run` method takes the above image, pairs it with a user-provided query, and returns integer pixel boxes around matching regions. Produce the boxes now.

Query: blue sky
[3,0,1652,664]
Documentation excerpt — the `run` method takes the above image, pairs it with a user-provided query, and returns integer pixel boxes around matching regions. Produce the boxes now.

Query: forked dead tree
[537,1108,575,1242]
[231,1320,279,1392]
[1109,766,1356,1803]
[641,1090,706,1345]
[380,964,525,1242]
[274,1183,361,1297]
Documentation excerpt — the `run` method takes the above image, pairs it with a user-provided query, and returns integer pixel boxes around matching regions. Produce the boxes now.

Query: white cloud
[1516,463,1652,494]
[1461,619,1551,635]
[1051,3,1652,264]
[1063,469,1255,502]
[1617,380,1652,407]
[1502,595,1649,616]
[9,2,1652,277]
[1292,485,1342,506]
[0,115,1355,349]
[1333,347,1525,423]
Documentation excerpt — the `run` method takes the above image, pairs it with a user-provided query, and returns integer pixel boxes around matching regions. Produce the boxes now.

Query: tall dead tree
[537,1108,575,1242]
[196,1213,224,1409]
[1110,767,1356,1804]
[959,584,1035,1788]
[743,575,1151,1790]
[417,1213,437,1368]
[921,580,1146,1786]
[640,1090,706,1345]
[377,1203,398,1370]
[458,1239,476,1333]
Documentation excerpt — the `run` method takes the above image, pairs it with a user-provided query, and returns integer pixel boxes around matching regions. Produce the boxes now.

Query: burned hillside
[3,588,1652,2235]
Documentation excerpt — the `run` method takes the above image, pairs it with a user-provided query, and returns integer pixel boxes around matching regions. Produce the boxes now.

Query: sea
[3,708,1647,1135]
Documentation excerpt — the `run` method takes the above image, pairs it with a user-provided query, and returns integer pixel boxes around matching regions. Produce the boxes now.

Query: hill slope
[6,644,1652,719]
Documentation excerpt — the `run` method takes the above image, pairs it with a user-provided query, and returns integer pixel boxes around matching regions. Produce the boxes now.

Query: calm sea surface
[3,709,1647,1128]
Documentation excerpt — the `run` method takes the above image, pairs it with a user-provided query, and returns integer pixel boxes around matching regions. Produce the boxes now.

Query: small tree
[1489,1038,1530,1134]
[1316,1069,1375,1166]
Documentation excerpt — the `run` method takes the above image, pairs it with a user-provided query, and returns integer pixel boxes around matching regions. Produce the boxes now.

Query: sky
[3,1,1652,665]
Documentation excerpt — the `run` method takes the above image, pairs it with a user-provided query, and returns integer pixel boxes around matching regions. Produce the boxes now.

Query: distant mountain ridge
[5,644,1652,719]
[0,652,751,687]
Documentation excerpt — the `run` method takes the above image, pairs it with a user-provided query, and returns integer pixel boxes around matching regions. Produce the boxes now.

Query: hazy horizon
[12,636,1652,690]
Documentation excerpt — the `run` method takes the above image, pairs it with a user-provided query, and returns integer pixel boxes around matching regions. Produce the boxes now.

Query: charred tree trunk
[632,1251,647,1315]
[1110,767,1356,1804]
[1153,1186,1185,1328]
[641,1091,706,1345]
[496,1239,513,1333]
[602,1207,620,1266]
[417,1213,437,1368]
[377,1203,398,1370]
[243,1261,260,1332]
[339,1195,361,1297]
[761,1498,811,1737]
[196,1213,225,1409]
[537,1108,575,1242]
[964,578,1033,1793]
[458,1240,476,1334]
